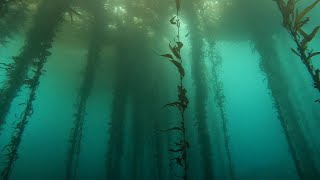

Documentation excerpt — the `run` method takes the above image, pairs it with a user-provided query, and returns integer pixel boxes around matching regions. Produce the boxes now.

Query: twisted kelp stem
[160,0,189,179]
[274,0,320,102]
[65,5,104,180]
[253,35,320,180]
[207,40,235,180]
[0,0,72,135]
[1,45,49,180]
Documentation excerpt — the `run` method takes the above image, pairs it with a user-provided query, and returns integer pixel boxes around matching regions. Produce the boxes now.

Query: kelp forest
[0,0,320,180]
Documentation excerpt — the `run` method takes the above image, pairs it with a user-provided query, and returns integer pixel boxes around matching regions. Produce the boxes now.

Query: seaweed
[105,34,130,180]
[160,0,189,179]
[207,40,235,180]
[0,0,72,178]
[253,35,320,180]
[105,89,128,179]
[65,5,104,179]
[274,0,320,102]
[1,40,49,180]
[0,0,72,135]
[189,31,216,180]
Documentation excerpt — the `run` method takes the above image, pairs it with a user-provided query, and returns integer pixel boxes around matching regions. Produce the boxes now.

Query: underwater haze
[0,0,320,180]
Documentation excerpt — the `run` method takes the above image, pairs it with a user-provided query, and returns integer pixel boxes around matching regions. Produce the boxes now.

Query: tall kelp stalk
[0,0,72,135]
[65,2,105,180]
[105,32,131,180]
[207,40,235,180]
[0,42,49,180]
[274,0,320,102]
[160,0,190,179]
[128,31,172,179]
[189,33,215,179]
[253,34,320,179]
[232,0,320,178]
[183,1,215,178]
[105,89,128,179]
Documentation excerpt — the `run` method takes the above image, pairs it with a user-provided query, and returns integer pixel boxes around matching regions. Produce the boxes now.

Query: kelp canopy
[0,0,320,180]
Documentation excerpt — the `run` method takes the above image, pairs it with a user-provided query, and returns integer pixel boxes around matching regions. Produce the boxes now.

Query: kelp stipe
[65,2,105,179]
[0,0,72,135]
[207,40,235,180]
[0,0,72,178]
[0,46,50,180]
[105,88,127,179]
[191,38,215,179]
[252,34,320,180]
[105,33,130,180]
[274,0,320,102]
[160,0,189,179]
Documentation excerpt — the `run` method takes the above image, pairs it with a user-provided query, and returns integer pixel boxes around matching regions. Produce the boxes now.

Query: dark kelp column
[254,36,320,180]
[182,2,215,178]
[65,1,106,179]
[1,37,49,180]
[189,25,215,180]
[206,40,235,180]
[0,0,72,179]
[249,4,320,179]
[104,1,173,179]
[105,30,131,179]
[222,0,320,179]
[0,0,72,135]
[129,34,161,179]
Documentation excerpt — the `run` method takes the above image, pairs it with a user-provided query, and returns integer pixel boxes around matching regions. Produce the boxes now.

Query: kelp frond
[160,0,189,179]
[274,0,320,102]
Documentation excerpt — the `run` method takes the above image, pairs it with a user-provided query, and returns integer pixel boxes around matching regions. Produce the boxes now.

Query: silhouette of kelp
[207,40,235,180]
[253,34,320,180]
[189,34,215,179]
[65,3,104,179]
[160,0,189,179]
[1,46,48,180]
[0,0,71,135]
[274,0,320,102]
[0,0,72,178]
